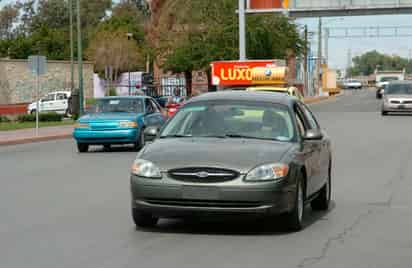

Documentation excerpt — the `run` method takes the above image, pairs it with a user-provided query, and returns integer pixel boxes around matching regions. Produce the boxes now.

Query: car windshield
[90,98,144,113]
[381,77,399,82]
[160,101,295,142]
[385,84,412,95]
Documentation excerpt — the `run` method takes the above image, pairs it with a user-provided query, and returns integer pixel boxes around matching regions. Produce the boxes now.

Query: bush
[39,112,63,122]
[0,116,11,123]
[17,114,36,122]
[17,112,63,122]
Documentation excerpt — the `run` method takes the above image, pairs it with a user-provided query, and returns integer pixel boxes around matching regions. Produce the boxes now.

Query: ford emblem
[196,171,209,178]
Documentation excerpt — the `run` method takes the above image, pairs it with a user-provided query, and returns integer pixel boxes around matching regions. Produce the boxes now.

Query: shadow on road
[84,145,139,153]
[136,201,336,236]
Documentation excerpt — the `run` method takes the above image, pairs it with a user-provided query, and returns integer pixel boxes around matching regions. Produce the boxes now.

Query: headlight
[245,163,289,182]
[74,123,89,129]
[119,121,138,128]
[131,159,162,179]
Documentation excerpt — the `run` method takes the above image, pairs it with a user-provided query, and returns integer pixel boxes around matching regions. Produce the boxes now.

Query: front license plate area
[182,186,219,200]
[398,104,406,109]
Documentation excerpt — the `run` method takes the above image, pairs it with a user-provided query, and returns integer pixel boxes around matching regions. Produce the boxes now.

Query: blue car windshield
[91,98,144,113]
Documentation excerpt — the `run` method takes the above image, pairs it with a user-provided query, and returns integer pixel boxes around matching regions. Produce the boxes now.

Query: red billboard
[211,60,282,86]
[249,0,289,9]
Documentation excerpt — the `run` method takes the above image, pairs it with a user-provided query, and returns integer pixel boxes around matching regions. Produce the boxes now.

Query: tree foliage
[349,50,412,76]
[152,0,304,75]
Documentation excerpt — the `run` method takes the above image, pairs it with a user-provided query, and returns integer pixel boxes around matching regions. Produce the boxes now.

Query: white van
[27,91,72,116]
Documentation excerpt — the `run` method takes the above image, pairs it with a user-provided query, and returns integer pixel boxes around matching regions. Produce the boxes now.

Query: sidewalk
[0,125,73,146]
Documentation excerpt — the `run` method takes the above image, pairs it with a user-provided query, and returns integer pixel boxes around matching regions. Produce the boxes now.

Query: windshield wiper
[224,133,280,141]
[159,134,192,139]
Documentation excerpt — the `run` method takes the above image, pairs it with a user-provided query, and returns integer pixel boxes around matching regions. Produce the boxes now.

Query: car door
[144,98,164,129]
[55,93,69,113]
[298,103,327,193]
[41,93,56,112]
[294,104,321,197]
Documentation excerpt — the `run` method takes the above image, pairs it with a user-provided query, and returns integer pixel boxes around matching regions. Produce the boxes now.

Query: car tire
[285,174,305,231]
[311,164,331,211]
[381,111,388,116]
[132,209,158,228]
[134,129,145,151]
[103,144,111,152]
[77,143,89,153]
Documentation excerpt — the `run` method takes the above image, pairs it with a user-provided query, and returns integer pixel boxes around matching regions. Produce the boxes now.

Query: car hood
[79,112,141,122]
[140,138,294,174]
[386,94,412,100]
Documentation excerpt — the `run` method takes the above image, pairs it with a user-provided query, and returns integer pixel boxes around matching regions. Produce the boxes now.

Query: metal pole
[304,25,308,96]
[128,45,131,95]
[325,27,329,67]
[69,0,74,92]
[76,0,84,116]
[317,17,322,96]
[35,66,39,137]
[238,0,246,60]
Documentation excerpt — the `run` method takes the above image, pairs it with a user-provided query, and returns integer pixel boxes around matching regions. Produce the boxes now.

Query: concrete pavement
[1,89,412,268]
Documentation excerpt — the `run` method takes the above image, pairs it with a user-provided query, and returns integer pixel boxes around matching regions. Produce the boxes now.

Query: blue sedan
[73,96,166,153]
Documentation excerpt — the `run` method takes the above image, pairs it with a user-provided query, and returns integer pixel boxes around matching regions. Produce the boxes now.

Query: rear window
[385,83,412,95]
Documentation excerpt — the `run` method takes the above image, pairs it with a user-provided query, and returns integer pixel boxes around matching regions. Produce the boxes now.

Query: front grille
[145,198,260,208]
[168,167,239,183]
[403,101,412,104]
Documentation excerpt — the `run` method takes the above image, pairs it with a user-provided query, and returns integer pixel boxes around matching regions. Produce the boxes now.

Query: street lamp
[76,0,84,116]
[127,33,133,96]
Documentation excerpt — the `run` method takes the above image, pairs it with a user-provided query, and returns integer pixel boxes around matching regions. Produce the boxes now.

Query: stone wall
[0,59,94,104]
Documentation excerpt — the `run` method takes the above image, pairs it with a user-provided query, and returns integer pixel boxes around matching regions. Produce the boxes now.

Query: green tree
[0,4,19,39]
[349,50,410,76]
[154,0,304,91]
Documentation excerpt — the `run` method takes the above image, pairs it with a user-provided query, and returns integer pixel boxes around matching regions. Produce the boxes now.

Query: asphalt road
[1,89,412,268]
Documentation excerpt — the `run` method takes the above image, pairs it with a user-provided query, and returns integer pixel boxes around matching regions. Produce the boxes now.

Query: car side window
[43,94,55,102]
[145,99,155,114]
[299,103,320,130]
[150,99,161,113]
[56,93,67,100]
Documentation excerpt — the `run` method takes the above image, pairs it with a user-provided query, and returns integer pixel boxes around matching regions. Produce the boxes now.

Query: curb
[0,134,72,146]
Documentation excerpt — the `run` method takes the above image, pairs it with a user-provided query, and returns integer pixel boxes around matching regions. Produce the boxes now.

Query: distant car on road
[73,96,166,152]
[381,81,412,116]
[130,91,332,231]
[376,76,401,90]
[342,79,362,90]
[246,86,305,101]
[27,91,71,116]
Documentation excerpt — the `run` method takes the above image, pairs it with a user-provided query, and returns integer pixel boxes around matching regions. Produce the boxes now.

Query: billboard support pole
[317,17,322,96]
[239,0,246,60]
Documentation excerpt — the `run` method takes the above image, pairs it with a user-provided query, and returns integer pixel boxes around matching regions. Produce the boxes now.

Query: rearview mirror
[303,129,323,141]
[144,126,159,142]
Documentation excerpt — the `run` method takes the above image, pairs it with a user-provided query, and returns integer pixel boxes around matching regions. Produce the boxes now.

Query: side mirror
[303,129,323,141]
[144,126,159,142]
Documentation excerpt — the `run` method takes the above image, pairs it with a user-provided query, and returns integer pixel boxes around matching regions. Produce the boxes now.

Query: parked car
[130,91,332,231]
[73,96,166,152]
[342,79,362,90]
[27,91,71,116]
[381,81,412,115]
[247,86,305,101]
